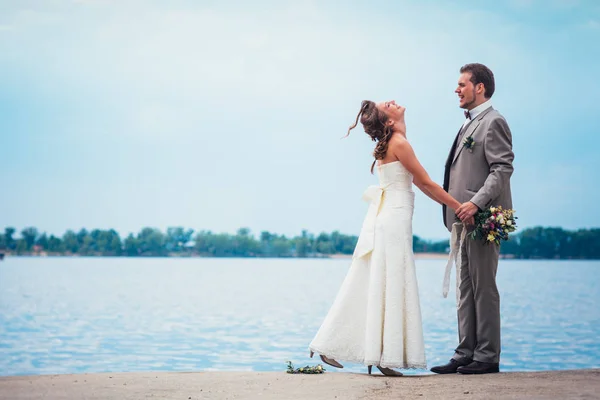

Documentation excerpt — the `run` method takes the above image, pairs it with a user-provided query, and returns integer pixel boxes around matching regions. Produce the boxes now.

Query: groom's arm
[470,116,514,210]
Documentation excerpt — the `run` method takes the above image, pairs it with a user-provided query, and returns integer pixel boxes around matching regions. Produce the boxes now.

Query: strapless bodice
[377,161,413,190]
[354,161,414,260]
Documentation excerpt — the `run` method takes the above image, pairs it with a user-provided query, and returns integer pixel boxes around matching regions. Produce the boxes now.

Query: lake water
[0,257,599,376]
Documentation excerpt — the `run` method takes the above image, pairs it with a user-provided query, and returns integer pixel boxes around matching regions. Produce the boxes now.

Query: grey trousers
[452,229,501,364]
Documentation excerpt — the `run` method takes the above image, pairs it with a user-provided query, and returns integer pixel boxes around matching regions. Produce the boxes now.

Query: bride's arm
[390,138,461,211]
[416,183,442,205]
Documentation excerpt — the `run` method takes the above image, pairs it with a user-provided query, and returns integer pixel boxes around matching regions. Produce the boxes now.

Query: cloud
[585,20,600,30]
[551,0,581,8]
[509,0,581,8]
[1,1,599,238]
[509,0,536,8]
[2,2,525,97]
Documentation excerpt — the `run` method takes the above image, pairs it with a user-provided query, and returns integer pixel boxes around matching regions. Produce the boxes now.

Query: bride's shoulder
[388,135,416,162]
[389,134,411,150]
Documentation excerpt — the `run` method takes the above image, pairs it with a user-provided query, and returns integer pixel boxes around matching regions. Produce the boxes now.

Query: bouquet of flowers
[286,361,325,374]
[469,206,518,245]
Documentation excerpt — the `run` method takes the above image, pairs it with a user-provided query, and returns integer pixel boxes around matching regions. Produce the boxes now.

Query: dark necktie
[464,110,471,120]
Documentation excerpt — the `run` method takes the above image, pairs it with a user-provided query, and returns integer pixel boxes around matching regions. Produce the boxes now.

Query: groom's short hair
[460,63,495,99]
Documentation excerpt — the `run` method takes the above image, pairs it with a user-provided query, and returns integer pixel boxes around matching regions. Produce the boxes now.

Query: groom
[432,63,514,375]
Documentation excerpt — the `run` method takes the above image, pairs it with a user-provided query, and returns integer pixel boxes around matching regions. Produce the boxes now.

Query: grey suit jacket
[443,107,514,232]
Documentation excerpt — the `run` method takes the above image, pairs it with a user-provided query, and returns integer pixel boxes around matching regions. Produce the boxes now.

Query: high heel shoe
[367,365,403,377]
[309,351,344,368]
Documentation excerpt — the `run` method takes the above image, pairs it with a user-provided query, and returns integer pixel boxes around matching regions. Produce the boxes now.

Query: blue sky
[1,0,599,240]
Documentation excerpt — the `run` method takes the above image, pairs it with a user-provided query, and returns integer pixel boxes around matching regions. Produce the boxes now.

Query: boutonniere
[463,136,475,152]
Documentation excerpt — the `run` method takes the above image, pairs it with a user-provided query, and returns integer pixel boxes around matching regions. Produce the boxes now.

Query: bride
[308,100,461,376]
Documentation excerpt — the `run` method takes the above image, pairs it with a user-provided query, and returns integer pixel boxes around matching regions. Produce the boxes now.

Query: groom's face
[456,72,477,110]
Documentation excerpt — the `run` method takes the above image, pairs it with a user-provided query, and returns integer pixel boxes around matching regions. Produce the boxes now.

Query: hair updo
[346,100,393,174]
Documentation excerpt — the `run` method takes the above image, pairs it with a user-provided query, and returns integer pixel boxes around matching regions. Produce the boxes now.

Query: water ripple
[0,257,599,376]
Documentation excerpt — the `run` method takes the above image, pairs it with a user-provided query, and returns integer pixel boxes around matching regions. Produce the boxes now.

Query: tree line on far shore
[0,226,599,260]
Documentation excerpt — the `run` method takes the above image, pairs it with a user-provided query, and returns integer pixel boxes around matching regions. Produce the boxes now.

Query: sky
[1,0,599,240]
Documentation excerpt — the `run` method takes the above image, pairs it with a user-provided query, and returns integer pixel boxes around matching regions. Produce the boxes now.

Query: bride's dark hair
[345,100,393,174]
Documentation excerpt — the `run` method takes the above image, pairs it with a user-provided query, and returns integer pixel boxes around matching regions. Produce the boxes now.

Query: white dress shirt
[462,99,493,128]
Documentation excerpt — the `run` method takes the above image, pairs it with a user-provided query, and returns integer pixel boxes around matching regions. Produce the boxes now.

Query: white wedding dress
[309,161,426,369]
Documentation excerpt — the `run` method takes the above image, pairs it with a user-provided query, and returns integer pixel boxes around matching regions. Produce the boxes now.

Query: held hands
[456,202,478,225]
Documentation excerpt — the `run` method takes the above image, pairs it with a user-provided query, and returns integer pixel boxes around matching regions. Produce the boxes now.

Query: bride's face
[376,100,406,123]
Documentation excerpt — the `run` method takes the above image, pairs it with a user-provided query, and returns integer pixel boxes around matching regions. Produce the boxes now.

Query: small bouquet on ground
[286,361,325,374]
[469,206,518,245]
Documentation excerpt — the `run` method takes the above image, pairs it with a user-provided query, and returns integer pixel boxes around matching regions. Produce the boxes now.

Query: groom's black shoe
[457,361,499,375]
[430,358,472,374]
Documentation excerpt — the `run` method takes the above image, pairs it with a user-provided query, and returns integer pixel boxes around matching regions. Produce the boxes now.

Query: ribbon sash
[352,185,387,260]
[443,222,467,306]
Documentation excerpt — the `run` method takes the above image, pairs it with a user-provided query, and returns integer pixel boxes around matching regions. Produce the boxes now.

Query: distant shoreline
[3,226,599,260]
[0,252,449,260]
[2,252,593,261]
